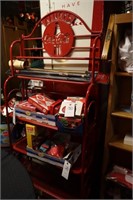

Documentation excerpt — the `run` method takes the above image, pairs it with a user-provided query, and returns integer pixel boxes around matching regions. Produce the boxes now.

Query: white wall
[39,0,103,72]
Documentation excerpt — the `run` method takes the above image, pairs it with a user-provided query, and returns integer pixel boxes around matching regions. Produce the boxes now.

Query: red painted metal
[43,21,74,57]
[8,10,101,78]
[5,9,103,199]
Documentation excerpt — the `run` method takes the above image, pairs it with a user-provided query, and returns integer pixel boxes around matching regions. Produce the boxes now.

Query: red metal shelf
[13,137,83,198]
[31,176,77,199]
[26,160,81,199]
[4,8,103,198]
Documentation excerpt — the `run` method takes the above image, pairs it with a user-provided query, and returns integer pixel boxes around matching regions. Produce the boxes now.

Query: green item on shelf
[31,60,44,69]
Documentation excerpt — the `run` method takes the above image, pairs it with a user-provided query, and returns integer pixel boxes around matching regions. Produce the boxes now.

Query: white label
[59,100,71,115]
[64,102,75,117]
[62,160,71,180]
[13,107,16,124]
[75,101,83,116]
[40,0,94,68]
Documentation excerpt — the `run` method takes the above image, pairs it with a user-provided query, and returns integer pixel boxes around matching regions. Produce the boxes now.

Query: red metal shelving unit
[4,10,103,199]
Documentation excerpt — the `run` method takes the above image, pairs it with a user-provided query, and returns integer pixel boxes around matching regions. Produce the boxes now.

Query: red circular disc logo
[43,21,74,57]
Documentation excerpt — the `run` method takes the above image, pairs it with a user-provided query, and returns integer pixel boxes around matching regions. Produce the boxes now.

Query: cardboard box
[28,93,55,114]
[26,141,81,168]
[15,107,56,126]
[16,100,37,112]
[26,124,44,149]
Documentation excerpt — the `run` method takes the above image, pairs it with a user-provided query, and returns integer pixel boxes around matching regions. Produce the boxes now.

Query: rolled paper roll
[8,59,29,69]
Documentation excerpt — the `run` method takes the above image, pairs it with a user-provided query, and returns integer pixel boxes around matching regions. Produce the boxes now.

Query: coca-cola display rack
[4,10,103,199]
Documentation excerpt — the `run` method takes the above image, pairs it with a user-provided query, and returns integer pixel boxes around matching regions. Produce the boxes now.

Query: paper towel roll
[8,59,29,69]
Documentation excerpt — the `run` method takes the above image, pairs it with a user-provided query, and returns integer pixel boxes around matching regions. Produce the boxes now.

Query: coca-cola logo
[43,20,74,57]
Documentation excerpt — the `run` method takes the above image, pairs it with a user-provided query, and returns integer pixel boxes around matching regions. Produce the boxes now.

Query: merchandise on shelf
[28,93,61,115]
[123,133,133,146]
[16,100,37,112]
[15,110,56,126]
[106,165,133,190]
[118,28,133,73]
[0,123,14,147]
[59,97,85,117]
[26,132,81,168]
[56,115,83,135]
[26,124,44,149]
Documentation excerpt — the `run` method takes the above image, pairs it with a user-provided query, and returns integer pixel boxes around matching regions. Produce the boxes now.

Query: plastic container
[0,123,13,147]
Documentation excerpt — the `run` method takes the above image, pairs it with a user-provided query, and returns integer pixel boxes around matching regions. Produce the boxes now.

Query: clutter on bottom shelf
[26,132,81,169]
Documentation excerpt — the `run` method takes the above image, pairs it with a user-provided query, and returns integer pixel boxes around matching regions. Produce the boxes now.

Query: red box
[49,99,62,115]
[16,100,37,112]
[28,93,59,114]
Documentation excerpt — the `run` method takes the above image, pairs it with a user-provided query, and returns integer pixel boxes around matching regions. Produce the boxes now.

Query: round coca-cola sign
[43,21,74,57]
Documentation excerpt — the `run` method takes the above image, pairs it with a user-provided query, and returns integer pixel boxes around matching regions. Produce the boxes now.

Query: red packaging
[47,144,65,158]
[66,96,85,103]
[15,100,37,112]
[28,93,55,114]
[49,99,62,115]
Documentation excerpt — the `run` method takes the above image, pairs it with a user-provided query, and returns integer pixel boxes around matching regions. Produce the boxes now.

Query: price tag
[61,160,71,180]
[64,102,75,117]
